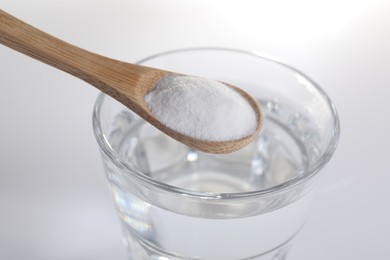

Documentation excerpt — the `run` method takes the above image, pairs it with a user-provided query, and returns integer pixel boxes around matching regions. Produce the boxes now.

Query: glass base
[123,227,293,260]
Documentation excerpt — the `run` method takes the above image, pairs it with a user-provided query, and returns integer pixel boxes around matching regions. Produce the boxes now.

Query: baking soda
[144,75,257,141]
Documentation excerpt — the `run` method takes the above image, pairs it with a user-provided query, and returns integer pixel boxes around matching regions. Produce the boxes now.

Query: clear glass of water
[93,48,340,260]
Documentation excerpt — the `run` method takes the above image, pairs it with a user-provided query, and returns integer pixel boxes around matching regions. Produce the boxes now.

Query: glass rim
[92,47,340,200]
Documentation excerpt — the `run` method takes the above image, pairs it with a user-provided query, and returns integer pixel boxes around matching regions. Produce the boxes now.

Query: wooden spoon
[0,9,262,154]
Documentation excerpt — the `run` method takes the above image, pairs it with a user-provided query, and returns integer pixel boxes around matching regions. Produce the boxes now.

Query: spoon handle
[0,10,104,81]
[0,9,147,99]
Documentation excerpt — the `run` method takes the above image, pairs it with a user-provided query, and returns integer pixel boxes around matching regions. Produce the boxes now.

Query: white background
[1,1,389,259]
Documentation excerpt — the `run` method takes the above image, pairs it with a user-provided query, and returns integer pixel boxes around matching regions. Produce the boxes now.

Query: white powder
[144,75,257,142]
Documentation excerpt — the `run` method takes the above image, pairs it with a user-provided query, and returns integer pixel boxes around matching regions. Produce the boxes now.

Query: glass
[93,48,340,259]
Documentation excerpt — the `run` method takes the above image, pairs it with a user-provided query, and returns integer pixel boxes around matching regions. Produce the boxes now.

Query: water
[103,100,321,259]
[110,183,312,259]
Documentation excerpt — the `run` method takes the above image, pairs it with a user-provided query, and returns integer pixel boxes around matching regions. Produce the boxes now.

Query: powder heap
[144,75,257,142]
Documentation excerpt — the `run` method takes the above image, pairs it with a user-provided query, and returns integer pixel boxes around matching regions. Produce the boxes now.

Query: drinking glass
[93,48,340,259]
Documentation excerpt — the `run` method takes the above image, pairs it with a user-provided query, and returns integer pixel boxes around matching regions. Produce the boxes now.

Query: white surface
[1,1,389,259]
